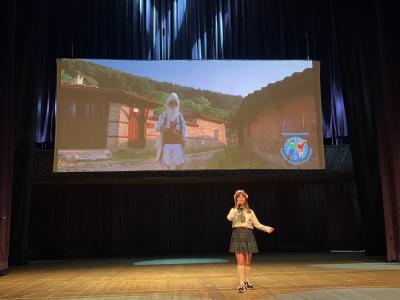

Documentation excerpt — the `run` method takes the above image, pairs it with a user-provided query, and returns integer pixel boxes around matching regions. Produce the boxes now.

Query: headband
[234,189,248,199]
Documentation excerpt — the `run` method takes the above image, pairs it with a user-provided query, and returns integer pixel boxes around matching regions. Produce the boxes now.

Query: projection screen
[54,59,325,172]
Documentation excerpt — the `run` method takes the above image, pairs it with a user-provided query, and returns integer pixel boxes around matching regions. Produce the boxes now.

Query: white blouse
[227,208,270,232]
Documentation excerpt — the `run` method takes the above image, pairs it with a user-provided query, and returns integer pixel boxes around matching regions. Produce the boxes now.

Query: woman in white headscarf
[156,93,186,170]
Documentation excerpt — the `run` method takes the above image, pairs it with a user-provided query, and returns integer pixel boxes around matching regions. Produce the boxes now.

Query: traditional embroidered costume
[156,93,186,169]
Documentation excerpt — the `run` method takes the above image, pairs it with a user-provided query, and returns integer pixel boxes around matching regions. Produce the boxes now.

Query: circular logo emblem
[280,137,312,165]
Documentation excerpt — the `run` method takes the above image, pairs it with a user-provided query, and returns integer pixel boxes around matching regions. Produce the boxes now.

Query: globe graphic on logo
[281,137,311,165]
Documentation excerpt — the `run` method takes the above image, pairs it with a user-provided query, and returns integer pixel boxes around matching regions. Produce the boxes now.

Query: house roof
[182,109,225,124]
[149,108,225,125]
[232,68,315,126]
[60,83,161,108]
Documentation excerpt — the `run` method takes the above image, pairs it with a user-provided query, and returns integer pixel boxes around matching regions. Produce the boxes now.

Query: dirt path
[58,148,224,172]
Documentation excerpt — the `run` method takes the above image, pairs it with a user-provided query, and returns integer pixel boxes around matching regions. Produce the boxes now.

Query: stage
[1,253,400,299]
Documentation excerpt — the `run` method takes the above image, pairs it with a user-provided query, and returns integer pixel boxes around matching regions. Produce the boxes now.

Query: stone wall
[242,95,322,168]
[106,102,131,151]
[187,119,227,145]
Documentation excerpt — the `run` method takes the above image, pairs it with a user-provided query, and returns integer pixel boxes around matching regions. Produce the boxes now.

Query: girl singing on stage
[227,189,275,293]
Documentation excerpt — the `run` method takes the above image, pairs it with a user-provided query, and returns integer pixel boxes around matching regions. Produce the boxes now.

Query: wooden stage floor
[1,253,400,300]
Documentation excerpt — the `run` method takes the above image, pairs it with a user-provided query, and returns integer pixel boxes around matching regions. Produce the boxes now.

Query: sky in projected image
[87,59,312,97]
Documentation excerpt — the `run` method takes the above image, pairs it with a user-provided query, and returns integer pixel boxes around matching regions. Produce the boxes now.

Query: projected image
[54,59,324,172]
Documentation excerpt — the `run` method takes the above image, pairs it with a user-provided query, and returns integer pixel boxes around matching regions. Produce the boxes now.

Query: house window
[214,130,219,139]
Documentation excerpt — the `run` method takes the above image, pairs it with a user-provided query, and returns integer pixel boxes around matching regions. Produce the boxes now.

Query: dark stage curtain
[368,1,400,261]
[0,0,16,272]
[29,178,362,258]
[6,0,397,263]
[328,1,400,258]
[34,0,348,147]
[326,1,386,257]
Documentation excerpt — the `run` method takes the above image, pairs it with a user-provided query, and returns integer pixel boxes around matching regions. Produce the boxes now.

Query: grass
[207,146,271,169]
[112,148,157,160]
[184,145,222,154]
[112,145,222,160]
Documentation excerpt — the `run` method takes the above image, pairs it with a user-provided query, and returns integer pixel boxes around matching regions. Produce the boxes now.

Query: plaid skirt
[229,227,259,253]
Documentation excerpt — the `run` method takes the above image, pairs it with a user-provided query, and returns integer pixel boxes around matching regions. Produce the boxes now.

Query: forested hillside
[60,59,243,121]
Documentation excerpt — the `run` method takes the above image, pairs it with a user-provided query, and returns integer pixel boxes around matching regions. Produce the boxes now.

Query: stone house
[232,64,324,168]
[56,82,160,152]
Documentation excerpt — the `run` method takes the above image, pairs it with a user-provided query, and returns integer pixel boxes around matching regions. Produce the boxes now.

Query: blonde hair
[233,189,251,213]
